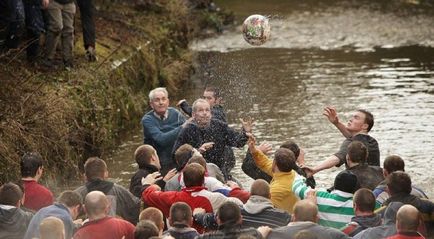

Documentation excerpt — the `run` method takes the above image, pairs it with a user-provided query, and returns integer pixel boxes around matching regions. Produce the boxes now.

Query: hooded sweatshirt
[0,204,33,239]
[241,195,291,228]
[341,213,382,237]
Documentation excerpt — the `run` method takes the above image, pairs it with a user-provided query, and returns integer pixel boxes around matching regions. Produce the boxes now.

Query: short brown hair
[358,109,374,132]
[174,144,194,169]
[84,157,107,180]
[139,207,164,230]
[217,201,241,225]
[20,152,43,177]
[280,140,300,158]
[250,179,270,198]
[135,220,159,238]
[353,188,376,212]
[188,155,207,169]
[387,171,412,195]
[134,145,156,169]
[183,163,205,187]
[383,155,405,174]
[0,182,23,206]
[58,190,82,208]
[347,141,368,164]
[274,148,296,172]
[169,202,192,226]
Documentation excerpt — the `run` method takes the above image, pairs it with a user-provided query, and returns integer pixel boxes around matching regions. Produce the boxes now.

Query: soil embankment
[0,0,232,185]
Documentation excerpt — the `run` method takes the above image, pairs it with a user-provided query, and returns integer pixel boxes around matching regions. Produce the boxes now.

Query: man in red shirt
[386,204,426,239]
[73,191,135,239]
[20,152,54,211]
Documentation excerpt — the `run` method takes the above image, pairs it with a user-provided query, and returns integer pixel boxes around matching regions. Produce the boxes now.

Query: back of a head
[135,220,159,239]
[250,179,270,198]
[294,230,318,239]
[169,202,192,227]
[58,190,82,208]
[274,148,296,172]
[134,145,156,169]
[358,109,374,132]
[84,157,107,181]
[396,204,420,232]
[353,188,376,213]
[84,191,108,217]
[383,155,405,174]
[188,155,207,169]
[293,200,318,223]
[174,144,194,169]
[139,207,164,230]
[21,152,43,177]
[183,163,205,187]
[217,201,241,225]
[0,182,23,206]
[334,170,360,194]
[347,141,368,164]
[280,140,300,158]
[39,216,65,239]
[386,171,412,195]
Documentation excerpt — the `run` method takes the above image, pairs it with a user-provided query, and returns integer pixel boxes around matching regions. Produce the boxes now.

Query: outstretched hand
[163,169,177,182]
[199,142,215,153]
[247,134,257,152]
[239,118,254,133]
[301,165,316,178]
[323,106,339,125]
[258,142,273,155]
[141,171,163,185]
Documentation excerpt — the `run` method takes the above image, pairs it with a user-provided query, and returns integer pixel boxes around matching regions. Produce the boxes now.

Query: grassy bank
[0,0,233,184]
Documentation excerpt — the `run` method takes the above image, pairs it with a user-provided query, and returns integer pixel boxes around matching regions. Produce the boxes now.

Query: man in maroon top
[73,191,135,239]
[20,152,54,211]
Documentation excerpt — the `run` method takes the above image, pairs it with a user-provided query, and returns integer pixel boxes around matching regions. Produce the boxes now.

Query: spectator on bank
[163,202,199,239]
[0,182,34,239]
[23,0,49,62]
[0,0,25,50]
[142,87,186,176]
[73,191,135,239]
[20,152,54,211]
[341,188,382,237]
[139,207,164,236]
[24,190,82,239]
[76,0,97,61]
[129,144,177,197]
[267,200,349,239]
[373,155,428,205]
[74,157,141,225]
[39,216,65,239]
[42,0,76,70]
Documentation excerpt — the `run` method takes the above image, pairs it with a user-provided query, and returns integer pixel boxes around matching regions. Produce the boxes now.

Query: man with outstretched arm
[304,107,380,177]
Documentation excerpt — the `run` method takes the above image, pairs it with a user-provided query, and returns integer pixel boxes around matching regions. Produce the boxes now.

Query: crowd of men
[0,86,433,239]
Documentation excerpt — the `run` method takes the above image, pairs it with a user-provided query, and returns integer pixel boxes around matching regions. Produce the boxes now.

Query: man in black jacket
[173,99,252,179]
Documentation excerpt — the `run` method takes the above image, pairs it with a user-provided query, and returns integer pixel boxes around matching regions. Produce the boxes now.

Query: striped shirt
[292,178,355,229]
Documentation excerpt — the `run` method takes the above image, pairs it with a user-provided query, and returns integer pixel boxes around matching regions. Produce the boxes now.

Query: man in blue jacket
[142,87,186,175]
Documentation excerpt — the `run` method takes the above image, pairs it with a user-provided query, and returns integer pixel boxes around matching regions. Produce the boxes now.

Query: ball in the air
[242,14,271,46]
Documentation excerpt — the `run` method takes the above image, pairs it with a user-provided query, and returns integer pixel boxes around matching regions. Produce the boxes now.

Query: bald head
[396,204,420,232]
[39,216,65,239]
[250,179,270,198]
[84,191,109,218]
[293,200,318,223]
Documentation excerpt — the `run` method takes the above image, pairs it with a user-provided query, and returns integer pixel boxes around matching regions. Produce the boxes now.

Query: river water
[98,0,434,198]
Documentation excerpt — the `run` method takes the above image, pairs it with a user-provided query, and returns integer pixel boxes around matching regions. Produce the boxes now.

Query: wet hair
[293,200,318,222]
[135,220,159,239]
[148,87,168,101]
[20,152,43,177]
[0,182,23,206]
[174,144,194,170]
[274,148,297,172]
[188,155,207,169]
[357,109,374,132]
[383,155,405,174]
[134,145,156,169]
[204,86,221,99]
[217,201,241,225]
[387,171,412,195]
[353,188,376,212]
[139,207,164,230]
[192,98,209,112]
[294,230,318,239]
[280,140,300,158]
[347,141,368,164]
[39,216,65,239]
[183,163,205,187]
[84,157,107,180]
[169,202,192,227]
[58,190,82,208]
[250,179,270,198]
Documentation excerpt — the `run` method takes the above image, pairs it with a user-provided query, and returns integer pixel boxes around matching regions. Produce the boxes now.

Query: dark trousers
[23,0,45,60]
[76,0,95,49]
[0,0,25,49]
